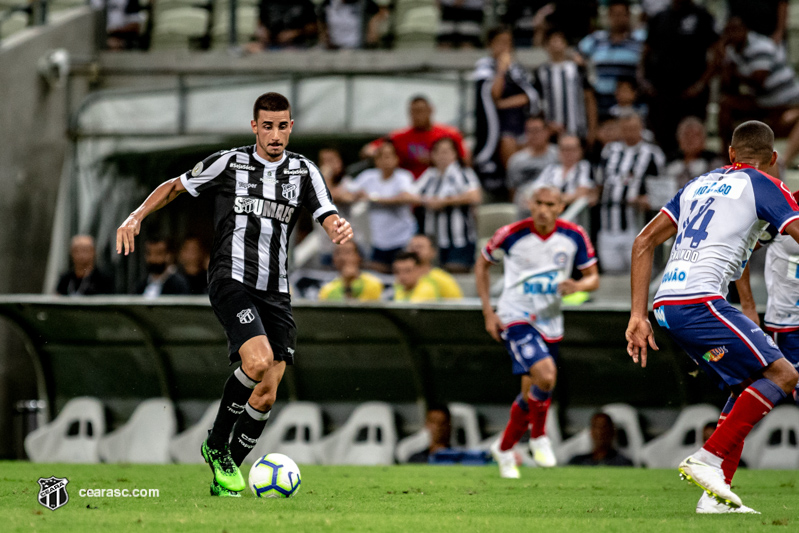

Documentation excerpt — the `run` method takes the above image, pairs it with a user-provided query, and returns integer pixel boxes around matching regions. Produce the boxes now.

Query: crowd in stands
[59,0,799,302]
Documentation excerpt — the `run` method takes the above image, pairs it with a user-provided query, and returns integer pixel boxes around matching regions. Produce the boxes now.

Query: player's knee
[785,364,799,390]
[532,365,557,391]
[242,349,273,381]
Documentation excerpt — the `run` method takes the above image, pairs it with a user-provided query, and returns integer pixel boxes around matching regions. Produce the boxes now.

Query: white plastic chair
[741,405,799,470]
[395,428,431,464]
[98,398,177,464]
[169,400,220,464]
[25,397,105,463]
[640,404,720,468]
[314,402,397,465]
[247,402,323,465]
[448,403,482,449]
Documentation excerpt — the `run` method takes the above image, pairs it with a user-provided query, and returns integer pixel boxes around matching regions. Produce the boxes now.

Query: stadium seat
[639,404,720,468]
[314,402,397,465]
[150,7,210,50]
[0,10,28,40]
[476,203,519,241]
[741,405,799,470]
[169,400,220,464]
[98,398,177,464]
[24,397,105,463]
[395,427,430,464]
[247,401,324,465]
[210,3,258,49]
[393,0,439,50]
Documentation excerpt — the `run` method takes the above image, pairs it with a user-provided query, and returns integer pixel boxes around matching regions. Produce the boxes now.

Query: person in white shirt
[535,134,596,206]
[343,142,417,272]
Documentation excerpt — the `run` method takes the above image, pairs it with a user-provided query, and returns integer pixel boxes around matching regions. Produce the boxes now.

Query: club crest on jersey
[282,183,298,200]
[38,476,69,511]
[237,308,255,324]
[553,252,568,268]
[702,346,728,363]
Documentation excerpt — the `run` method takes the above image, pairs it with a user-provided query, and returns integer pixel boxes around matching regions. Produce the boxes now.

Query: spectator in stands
[727,0,788,46]
[363,96,468,179]
[92,0,143,50]
[586,117,622,164]
[437,0,484,49]
[415,137,482,273]
[178,237,209,295]
[664,117,724,190]
[506,116,559,214]
[535,134,596,207]
[408,405,454,463]
[406,234,463,299]
[319,241,383,301]
[473,26,541,196]
[342,142,417,273]
[567,412,634,466]
[719,17,799,171]
[596,112,665,273]
[56,235,114,296]
[530,1,599,47]
[393,251,440,302]
[578,0,646,119]
[535,28,598,144]
[318,0,390,50]
[608,77,647,122]
[318,147,351,204]
[640,0,719,156]
[135,238,191,298]
[249,0,318,51]
[640,0,670,20]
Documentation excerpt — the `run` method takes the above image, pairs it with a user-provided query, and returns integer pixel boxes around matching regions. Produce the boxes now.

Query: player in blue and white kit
[755,189,799,405]
[476,184,599,478]
[626,121,799,513]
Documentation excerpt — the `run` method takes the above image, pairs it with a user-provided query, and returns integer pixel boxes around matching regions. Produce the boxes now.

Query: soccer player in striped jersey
[116,92,353,497]
[626,121,799,513]
[476,184,599,478]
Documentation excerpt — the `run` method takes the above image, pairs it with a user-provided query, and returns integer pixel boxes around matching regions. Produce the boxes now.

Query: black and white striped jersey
[180,145,337,293]
[534,60,591,138]
[597,140,665,233]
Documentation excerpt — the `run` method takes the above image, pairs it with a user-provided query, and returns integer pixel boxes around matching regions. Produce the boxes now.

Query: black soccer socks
[230,403,271,466]
[207,367,259,449]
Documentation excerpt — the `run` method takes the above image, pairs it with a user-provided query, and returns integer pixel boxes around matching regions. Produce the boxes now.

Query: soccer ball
[249,453,301,498]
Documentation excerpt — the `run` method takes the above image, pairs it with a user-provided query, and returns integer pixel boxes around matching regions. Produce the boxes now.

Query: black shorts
[209,278,297,365]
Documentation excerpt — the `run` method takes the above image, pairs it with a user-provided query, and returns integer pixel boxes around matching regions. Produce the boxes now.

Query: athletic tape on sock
[234,366,259,389]
[245,403,271,421]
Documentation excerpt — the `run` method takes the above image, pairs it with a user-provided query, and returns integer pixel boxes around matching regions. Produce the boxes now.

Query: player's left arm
[734,263,760,325]
[559,264,599,295]
[116,177,187,255]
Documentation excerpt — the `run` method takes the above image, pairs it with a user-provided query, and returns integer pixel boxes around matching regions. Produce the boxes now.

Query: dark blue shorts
[654,298,784,388]
[769,329,799,370]
[439,242,475,267]
[501,323,559,375]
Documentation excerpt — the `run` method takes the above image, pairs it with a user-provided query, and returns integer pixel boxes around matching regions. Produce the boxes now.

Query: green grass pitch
[2,461,797,532]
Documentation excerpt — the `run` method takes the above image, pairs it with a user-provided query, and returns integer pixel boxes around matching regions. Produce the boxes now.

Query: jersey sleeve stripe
[778,213,799,233]
[577,257,598,270]
[661,206,678,227]
[481,247,498,264]
[180,173,200,197]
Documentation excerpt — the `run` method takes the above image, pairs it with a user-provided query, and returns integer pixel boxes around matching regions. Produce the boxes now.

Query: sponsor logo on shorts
[654,307,669,328]
[237,308,255,324]
[281,183,299,200]
[233,196,295,223]
[287,347,295,355]
[38,476,69,511]
[283,168,309,176]
[702,346,728,362]
[230,162,257,172]
[765,333,778,348]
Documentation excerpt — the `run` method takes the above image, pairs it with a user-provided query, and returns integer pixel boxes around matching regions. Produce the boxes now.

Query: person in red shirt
[363,95,470,178]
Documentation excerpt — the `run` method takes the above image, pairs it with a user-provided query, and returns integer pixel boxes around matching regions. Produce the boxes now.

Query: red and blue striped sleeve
[482,220,531,263]
[556,220,597,270]
[751,172,799,233]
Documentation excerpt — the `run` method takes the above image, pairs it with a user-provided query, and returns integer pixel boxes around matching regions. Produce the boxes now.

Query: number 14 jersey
[654,163,799,306]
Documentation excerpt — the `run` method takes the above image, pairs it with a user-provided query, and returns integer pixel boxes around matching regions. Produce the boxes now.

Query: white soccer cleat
[678,455,742,508]
[490,440,520,479]
[696,491,759,514]
[529,436,557,467]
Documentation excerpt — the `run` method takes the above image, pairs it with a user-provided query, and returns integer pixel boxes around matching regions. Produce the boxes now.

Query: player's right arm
[475,253,503,342]
[116,177,187,256]
[626,212,676,367]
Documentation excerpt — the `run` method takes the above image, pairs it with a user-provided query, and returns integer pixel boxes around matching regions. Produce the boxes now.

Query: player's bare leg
[681,358,798,508]
[528,358,557,467]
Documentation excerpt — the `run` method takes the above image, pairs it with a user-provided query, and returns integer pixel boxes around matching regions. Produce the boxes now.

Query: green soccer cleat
[210,479,242,498]
[201,439,246,492]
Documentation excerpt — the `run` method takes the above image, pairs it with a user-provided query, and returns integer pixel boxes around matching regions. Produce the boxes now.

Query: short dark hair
[412,234,437,250]
[731,120,774,163]
[253,92,291,120]
[543,26,566,43]
[486,25,512,45]
[394,251,421,265]
[426,403,451,421]
[409,95,430,106]
[616,76,637,91]
[608,0,631,8]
